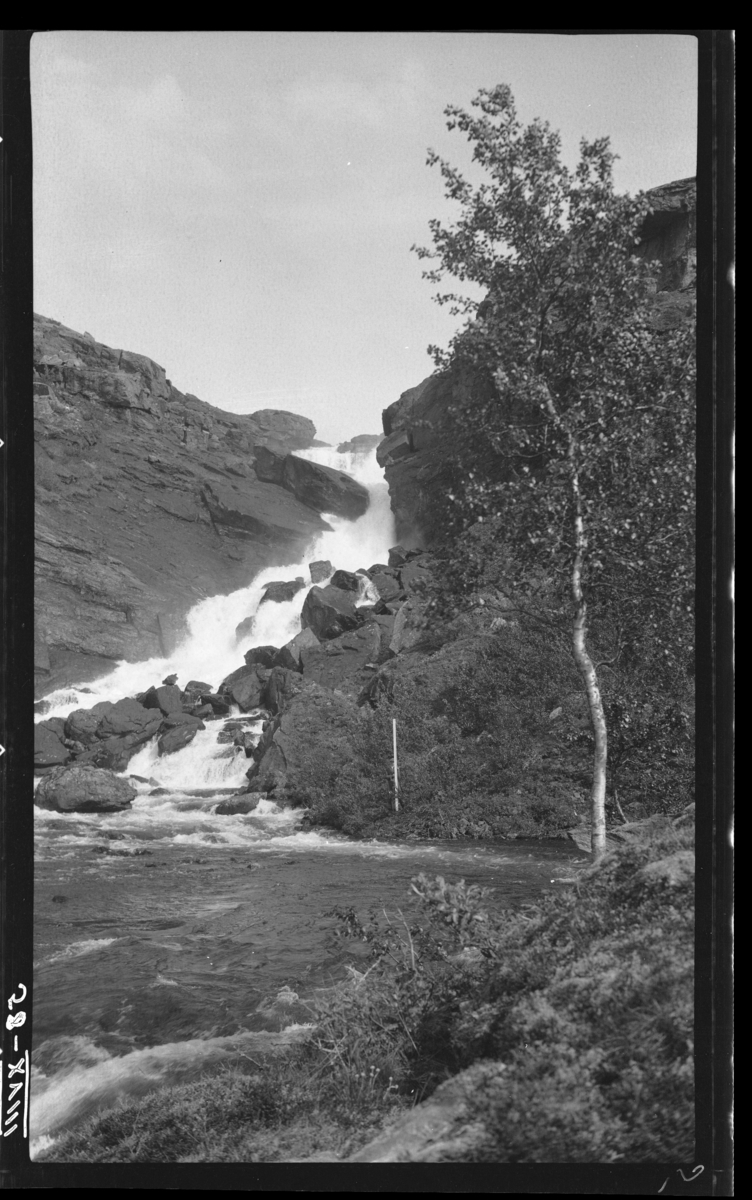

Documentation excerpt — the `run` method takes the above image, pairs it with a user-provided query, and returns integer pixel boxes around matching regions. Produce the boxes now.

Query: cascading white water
[37,445,395,720]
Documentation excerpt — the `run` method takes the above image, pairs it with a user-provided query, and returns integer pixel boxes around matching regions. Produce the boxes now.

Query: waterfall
[38,445,395,719]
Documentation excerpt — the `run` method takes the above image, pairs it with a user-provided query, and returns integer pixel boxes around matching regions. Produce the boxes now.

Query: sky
[31,31,698,445]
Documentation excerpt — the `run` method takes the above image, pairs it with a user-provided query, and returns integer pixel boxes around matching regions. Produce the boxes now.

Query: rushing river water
[32,447,585,1156]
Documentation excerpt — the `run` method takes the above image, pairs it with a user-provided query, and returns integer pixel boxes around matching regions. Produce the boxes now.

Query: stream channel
[32,447,584,1154]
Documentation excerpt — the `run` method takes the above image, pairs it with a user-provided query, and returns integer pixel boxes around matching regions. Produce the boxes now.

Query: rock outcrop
[33,315,361,696]
[377,178,697,548]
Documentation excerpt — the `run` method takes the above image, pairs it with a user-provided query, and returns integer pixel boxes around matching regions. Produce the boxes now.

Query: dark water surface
[32,796,584,1150]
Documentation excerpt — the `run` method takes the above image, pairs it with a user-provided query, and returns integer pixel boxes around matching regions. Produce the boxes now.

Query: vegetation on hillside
[410,85,695,857]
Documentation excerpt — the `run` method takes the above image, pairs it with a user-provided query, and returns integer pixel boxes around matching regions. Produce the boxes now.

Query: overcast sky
[31,31,697,444]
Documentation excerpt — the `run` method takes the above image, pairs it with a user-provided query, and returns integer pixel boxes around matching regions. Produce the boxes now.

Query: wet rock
[97,698,164,739]
[183,680,214,698]
[281,454,369,520]
[158,714,205,756]
[274,627,320,673]
[64,702,115,746]
[34,720,71,769]
[388,544,409,567]
[330,569,362,592]
[309,559,332,583]
[215,793,262,815]
[301,585,362,640]
[191,703,215,719]
[35,765,137,813]
[140,685,184,716]
[200,692,231,716]
[235,616,256,643]
[233,732,258,756]
[242,645,279,669]
[162,673,179,686]
[219,663,270,711]
[260,579,306,604]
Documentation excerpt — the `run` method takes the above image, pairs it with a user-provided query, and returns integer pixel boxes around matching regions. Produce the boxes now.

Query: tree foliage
[413,86,695,855]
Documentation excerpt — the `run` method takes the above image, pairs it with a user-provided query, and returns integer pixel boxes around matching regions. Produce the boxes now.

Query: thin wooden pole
[392,718,400,812]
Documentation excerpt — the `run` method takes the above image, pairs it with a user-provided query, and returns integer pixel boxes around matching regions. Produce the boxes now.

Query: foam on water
[29,1025,314,1150]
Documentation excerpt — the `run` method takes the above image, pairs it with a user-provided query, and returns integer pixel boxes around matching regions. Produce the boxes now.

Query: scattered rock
[64,702,115,746]
[260,579,306,604]
[215,794,262,815]
[97,698,164,739]
[35,765,137,813]
[330,569,362,592]
[219,663,270,711]
[158,716,205,756]
[140,685,184,716]
[274,627,321,673]
[309,559,333,583]
[243,645,279,669]
[301,585,363,640]
[34,720,71,769]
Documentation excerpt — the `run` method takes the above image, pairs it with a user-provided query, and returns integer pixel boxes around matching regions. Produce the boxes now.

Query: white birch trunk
[540,381,608,861]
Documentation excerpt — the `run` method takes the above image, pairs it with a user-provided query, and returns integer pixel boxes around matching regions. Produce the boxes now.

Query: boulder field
[34,547,438,811]
[33,314,369,697]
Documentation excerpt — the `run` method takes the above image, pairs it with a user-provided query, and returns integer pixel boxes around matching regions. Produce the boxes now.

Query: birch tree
[413,85,695,859]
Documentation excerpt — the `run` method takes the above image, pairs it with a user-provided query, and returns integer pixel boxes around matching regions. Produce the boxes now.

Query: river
[32,447,584,1156]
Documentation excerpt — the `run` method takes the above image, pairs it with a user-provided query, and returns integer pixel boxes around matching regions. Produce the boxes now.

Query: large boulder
[273,627,320,673]
[215,793,262,815]
[64,702,115,746]
[243,645,279,668]
[308,559,332,583]
[369,570,402,602]
[330,569,362,592]
[140,685,184,716]
[301,585,363,640]
[73,734,147,772]
[389,598,429,655]
[157,714,205,756]
[97,698,163,739]
[34,720,70,769]
[264,666,308,715]
[35,765,137,812]
[260,579,306,605]
[298,624,381,694]
[281,455,369,520]
[246,683,361,798]
[219,663,270,711]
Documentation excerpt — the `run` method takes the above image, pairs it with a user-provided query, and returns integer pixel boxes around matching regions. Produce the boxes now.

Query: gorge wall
[377,177,697,548]
[33,317,368,697]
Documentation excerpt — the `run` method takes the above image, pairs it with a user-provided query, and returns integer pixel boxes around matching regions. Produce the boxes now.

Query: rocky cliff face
[378,177,697,548]
[34,316,349,696]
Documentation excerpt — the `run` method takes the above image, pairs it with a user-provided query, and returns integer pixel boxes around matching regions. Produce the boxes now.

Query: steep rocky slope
[378,177,697,547]
[33,316,364,696]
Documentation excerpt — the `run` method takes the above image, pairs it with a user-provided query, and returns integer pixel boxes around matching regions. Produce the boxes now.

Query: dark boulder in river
[35,765,137,812]
[215,793,262,815]
[301,585,362,640]
[157,713,206,756]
